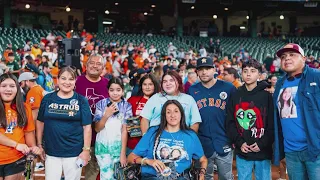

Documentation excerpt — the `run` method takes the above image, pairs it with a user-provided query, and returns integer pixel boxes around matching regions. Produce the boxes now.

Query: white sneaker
[34,162,45,172]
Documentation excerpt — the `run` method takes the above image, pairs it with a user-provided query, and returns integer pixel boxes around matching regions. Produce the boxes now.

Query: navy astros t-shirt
[38,91,92,157]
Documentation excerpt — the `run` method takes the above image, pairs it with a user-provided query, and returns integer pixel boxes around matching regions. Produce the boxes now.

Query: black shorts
[0,157,26,177]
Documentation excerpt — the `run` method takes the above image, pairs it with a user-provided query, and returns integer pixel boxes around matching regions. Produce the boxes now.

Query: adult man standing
[274,43,320,180]
[75,54,109,180]
[188,57,236,180]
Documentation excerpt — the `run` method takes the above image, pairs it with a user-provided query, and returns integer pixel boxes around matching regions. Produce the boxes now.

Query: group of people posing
[0,43,320,180]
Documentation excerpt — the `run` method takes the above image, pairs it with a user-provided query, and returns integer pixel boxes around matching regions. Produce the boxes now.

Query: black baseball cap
[196,57,215,69]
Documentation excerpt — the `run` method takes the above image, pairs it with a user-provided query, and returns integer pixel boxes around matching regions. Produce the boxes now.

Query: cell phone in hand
[76,158,84,168]
[107,101,119,115]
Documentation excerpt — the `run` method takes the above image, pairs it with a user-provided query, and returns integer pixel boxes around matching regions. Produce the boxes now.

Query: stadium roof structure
[6,0,320,16]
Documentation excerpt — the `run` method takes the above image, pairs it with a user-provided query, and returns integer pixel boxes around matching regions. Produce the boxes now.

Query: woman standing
[127,74,160,152]
[128,100,208,180]
[36,67,92,180]
[140,70,202,134]
[94,78,133,180]
[0,73,40,179]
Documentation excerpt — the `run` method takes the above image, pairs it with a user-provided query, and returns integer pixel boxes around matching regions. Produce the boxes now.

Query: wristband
[133,157,139,164]
[82,147,91,151]
[141,157,147,165]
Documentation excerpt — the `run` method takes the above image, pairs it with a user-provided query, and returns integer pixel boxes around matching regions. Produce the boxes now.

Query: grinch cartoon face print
[235,101,266,138]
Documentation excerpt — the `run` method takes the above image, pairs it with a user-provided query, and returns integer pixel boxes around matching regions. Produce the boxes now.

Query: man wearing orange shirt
[135,51,144,68]
[223,67,242,88]
[18,72,46,172]
[19,72,46,119]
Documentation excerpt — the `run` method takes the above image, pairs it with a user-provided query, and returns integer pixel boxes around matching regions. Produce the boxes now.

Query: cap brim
[196,65,215,69]
[276,48,302,58]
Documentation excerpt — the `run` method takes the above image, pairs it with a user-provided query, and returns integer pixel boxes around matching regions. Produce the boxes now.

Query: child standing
[226,59,274,180]
[94,78,132,180]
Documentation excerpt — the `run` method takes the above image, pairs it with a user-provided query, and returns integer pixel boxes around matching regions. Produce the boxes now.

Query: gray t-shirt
[112,61,121,77]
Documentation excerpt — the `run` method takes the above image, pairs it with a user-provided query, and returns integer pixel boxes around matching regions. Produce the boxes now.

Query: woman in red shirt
[127,73,160,153]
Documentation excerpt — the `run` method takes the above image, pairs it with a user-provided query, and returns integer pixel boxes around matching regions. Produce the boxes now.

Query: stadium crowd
[0,30,320,180]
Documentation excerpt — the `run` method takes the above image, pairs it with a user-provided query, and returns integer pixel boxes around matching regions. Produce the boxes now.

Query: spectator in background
[148,45,157,55]
[215,39,221,56]
[209,38,215,53]
[135,51,144,68]
[184,71,198,93]
[42,46,53,62]
[199,45,207,57]
[163,58,173,73]
[112,56,122,78]
[167,42,177,58]
[129,68,150,96]
[263,54,274,72]
[223,67,242,88]
[6,53,20,78]
[31,42,42,58]
[187,58,197,70]
[177,48,185,59]
[24,40,31,52]
[37,62,55,92]
[313,60,320,69]
[51,47,58,63]
[0,59,9,75]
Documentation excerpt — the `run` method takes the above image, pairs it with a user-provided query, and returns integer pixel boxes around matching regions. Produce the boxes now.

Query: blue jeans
[285,150,320,180]
[236,155,271,180]
[205,151,233,180]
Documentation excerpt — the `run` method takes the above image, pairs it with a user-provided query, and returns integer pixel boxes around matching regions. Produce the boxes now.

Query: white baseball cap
[18,72,36,83]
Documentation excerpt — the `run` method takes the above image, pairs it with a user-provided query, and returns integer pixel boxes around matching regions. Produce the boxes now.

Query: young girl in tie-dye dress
[93,78,132,180]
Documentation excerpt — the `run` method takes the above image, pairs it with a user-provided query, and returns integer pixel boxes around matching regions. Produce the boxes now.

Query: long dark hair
[0,73,28,128]
[278,87,293,109]
[161,70,184,95]
[137,73,160,97]
[152,100,192,158]
[108,77,124,90]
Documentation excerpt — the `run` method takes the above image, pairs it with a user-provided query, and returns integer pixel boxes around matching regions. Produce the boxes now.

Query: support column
[249,10,257,38]
[98,13,103,34]
[4,1,11,28]
[223,15,228,36]
[174,0,183,36]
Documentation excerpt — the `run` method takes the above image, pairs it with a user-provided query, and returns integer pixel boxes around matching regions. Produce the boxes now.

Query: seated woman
[128,100,207,180]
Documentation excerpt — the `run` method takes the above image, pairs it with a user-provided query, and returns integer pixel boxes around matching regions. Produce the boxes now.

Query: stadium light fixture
[66,6,71,12]
[115,2,119,5]
[224,7,229,11]
[151,5,156,8]
[103,21,112,25]
[25,4,30,9]
[280,15,284,20]
[240,26,246,30]
[213,15,218,19]
[144,12,148,16]
[105,10,110,14]
[246,16,249,20]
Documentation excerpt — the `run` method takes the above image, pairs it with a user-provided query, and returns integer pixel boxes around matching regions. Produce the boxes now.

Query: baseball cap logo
[201,58,207,63]
[276,43,304,57]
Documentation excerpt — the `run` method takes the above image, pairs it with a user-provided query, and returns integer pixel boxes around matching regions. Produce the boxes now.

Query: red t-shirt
[127,96,148,149]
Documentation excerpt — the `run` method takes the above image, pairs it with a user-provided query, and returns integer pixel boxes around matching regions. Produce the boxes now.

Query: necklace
[167,130,181,142]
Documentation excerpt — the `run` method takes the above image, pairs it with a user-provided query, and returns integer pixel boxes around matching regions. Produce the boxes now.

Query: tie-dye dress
[93,98,132,180]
